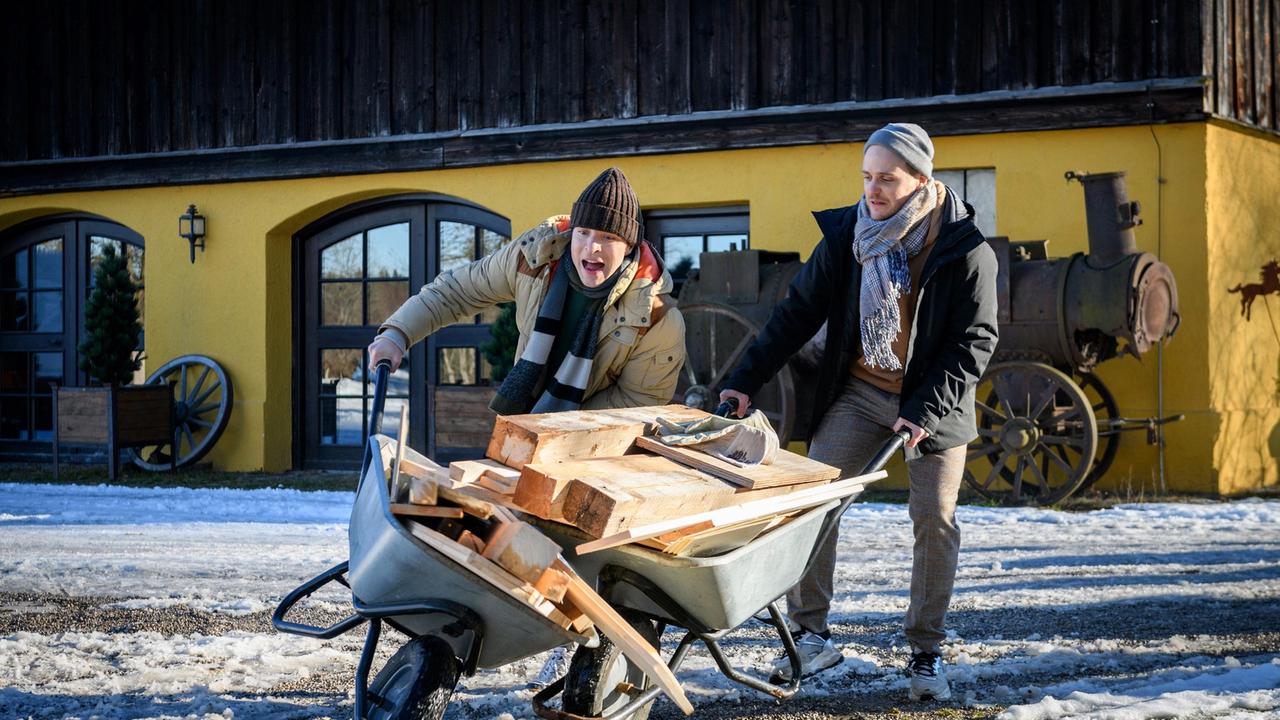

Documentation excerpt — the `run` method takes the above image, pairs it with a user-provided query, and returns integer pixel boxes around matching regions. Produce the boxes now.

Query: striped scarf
[852,180,940,370]
[490,248,635,415]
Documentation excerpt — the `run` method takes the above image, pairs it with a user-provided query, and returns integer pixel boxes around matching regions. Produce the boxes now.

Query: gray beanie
[865,123,934,178]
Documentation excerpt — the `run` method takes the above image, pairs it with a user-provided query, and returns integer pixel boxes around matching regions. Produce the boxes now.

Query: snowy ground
[0,482,1277,720]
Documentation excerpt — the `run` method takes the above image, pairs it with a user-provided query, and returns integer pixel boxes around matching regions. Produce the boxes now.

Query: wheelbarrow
[273,361,596,719]
[273,361,904,719]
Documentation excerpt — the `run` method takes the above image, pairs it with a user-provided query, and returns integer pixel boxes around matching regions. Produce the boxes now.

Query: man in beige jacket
[367,167,686,413]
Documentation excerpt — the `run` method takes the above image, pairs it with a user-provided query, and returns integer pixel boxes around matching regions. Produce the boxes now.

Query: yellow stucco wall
[0,120,1264,496]
[1205,121,1280,495]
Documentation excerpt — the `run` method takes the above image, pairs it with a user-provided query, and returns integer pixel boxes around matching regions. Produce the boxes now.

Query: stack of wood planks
[492,405,883,554]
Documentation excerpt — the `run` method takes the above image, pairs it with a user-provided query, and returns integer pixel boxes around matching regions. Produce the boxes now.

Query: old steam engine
[678,171,1181,504]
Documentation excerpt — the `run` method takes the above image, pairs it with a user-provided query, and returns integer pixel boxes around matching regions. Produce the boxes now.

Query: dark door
[298,199,511,469]
[0,217,144,458]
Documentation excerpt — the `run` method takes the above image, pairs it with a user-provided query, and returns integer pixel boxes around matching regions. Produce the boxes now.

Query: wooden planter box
[54,384,175,480]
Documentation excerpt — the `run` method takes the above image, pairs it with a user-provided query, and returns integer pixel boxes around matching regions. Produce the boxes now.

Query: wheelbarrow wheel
[563,613,661,719]
[366,636,459,720]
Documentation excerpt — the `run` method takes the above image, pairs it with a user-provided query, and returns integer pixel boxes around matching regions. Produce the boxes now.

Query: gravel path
[4,590,1276,719]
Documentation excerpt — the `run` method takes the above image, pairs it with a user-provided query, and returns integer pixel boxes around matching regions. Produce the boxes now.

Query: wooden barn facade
[1,0,1276,494]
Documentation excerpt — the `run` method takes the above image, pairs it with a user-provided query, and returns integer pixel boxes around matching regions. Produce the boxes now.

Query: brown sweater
[851,189,947,394]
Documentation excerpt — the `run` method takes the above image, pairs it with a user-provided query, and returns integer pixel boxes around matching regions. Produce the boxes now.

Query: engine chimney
[1065,171,1141,267]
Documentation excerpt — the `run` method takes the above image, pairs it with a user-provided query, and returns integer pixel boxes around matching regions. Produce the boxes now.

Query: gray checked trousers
[786,376,965,654]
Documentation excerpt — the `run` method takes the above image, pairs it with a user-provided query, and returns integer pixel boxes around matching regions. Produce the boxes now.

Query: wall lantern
[179,204,207,264]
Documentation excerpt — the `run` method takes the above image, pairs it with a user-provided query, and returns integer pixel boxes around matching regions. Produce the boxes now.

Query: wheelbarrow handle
[714,396,740,418]
[366,359,393,442]
[860,429,911,475]
[358,359,393,486]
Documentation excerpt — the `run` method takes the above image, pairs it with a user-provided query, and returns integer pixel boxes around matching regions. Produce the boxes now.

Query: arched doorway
[0,216,144,458]
[296,196,511,469]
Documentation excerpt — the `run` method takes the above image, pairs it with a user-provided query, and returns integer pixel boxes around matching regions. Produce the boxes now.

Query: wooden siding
[3,0,1210,166]
[1204,0,1279,131]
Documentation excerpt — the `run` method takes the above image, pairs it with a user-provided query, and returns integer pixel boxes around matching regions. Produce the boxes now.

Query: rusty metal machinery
[679,170,1181,505]
[969,171,1183,505]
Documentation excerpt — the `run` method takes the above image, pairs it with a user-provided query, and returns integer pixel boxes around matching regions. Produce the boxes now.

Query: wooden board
[662,514,792,558]
[533,568,571,604]
[575,470,887,554]
[635,435,840,489]
[449,458,517,486]
[406,523,576,632]
[514,454,831,538]
[389,503,464,520]
[553,559,693,715]
[485,404,707,469]
[406,476,439,505]
[481,520,562,584]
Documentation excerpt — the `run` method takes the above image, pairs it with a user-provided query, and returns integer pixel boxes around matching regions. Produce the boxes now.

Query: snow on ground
[0,482,1277,719]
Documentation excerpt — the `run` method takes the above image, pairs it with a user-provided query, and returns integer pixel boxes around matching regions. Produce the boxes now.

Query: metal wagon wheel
[1076,372,1120,490]
[676,302,795,443]
[129,355,234,471]
[965,361,1097,505]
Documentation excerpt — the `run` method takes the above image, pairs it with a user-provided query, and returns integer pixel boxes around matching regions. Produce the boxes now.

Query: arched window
[297,197,511,469]
[0,217,144,455]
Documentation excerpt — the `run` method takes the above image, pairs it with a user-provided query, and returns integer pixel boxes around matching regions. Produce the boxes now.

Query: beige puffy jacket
[380,217,686,409]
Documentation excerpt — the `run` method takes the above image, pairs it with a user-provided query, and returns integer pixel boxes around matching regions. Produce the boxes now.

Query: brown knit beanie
[570,167,641,245]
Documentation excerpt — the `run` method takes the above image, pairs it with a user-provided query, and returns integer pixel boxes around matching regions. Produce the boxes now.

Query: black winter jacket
[723,201,999,459]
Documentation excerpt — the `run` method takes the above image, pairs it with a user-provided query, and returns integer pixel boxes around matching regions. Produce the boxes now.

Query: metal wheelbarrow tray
[534,497,840,633]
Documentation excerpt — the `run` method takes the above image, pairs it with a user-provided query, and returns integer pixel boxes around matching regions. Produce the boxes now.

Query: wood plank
[533,567,571,604]
[575,470,886,555]
[635,435,839,489]
[406,476,440,505]
[553,559,692,715]
[486,410,647,469]
[450,458,516,486]
[473,474,516,495]
[390,406,409,500]
[437,485,497,521]
[456,529,486,554]
[522,454,831,538]
[662,514,787,557]
[389,503,465,519]
[401,456,451,483]
[481,520,562,584]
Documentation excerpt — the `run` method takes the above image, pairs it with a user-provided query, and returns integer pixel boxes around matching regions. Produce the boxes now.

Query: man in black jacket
[720,123,998,701]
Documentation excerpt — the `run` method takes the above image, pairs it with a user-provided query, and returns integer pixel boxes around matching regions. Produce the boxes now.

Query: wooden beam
[390,405,409,501]
[389,503,465,520]
[486,410,649,469]
[481,520,563,584]
[635,435,840,489]
[449,458,517,486]
[514,453,830,537]
[574,470,886,555]
[0,79,1206,197]
[533,567,571,604]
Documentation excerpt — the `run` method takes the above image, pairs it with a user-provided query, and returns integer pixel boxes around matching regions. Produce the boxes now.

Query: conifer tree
[77,244,142,385]
[480,302,519,382]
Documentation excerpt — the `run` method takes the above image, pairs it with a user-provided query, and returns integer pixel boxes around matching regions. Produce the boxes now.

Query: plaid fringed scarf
[490,249,635,415]
[852,180,940,370]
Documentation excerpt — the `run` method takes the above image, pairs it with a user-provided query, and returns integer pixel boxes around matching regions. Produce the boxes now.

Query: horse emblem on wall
[1228,260,1280,321]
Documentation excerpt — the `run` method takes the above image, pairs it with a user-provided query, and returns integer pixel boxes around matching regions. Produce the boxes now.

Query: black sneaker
[906,651,951,701]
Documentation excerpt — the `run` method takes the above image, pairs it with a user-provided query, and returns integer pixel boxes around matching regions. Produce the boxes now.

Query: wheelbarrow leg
[353,617,383,719]
[687,602,801,701]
